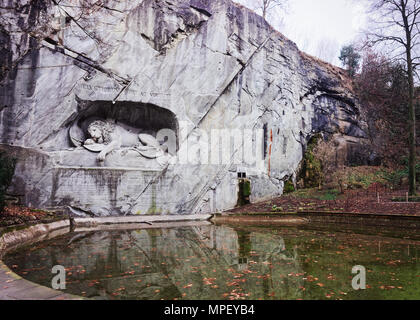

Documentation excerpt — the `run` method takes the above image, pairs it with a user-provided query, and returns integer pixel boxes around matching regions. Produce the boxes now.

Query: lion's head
[87,120,115,145]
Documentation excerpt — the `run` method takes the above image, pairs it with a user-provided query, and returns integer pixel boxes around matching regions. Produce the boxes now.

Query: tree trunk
[402,2,417,195]
[407,53,416,195]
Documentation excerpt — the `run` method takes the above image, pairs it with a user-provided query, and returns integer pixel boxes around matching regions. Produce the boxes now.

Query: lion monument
[83,120,168,163]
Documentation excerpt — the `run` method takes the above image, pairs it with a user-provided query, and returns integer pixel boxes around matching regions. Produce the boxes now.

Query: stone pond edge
[214,211,420,229]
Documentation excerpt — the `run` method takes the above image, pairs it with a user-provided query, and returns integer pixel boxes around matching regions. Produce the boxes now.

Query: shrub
[381,162,420,189]
[283,179,295,194]
[0,152,16,212]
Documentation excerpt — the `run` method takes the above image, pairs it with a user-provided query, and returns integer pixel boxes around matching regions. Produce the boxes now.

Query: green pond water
[3,223,420,300]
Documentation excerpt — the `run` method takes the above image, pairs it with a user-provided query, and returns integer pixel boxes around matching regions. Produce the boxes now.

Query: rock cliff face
[0,0,369,216]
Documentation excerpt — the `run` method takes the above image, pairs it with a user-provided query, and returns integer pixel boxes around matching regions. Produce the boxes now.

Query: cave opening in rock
[70,100,179,154]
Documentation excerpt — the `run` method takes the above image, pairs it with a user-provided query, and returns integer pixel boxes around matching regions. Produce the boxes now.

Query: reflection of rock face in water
[4,225,303,300]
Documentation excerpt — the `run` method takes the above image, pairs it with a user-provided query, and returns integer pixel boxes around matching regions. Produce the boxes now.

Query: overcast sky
[234,0,367,66]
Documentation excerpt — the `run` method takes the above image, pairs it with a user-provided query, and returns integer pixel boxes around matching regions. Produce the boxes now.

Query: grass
[345,170,387,189]
[290,188,343,201]
[391,196,420,203]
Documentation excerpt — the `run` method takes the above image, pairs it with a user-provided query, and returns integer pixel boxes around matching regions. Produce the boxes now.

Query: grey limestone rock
[0,0,369,216]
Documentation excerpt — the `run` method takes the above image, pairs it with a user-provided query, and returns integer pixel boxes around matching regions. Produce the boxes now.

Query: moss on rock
[298,135,323,189]
[237,179,251,207]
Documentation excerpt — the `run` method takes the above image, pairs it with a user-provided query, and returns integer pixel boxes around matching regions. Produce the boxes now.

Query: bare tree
[364,0,420,195]
[234,0,288,21]
[259,0,287,19]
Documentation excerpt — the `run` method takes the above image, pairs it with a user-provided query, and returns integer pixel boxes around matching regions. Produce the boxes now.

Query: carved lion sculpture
[84,120,165,162]
[84,120,121,162]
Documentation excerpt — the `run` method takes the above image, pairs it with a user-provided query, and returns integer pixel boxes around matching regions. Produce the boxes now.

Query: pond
[3,223,420,300]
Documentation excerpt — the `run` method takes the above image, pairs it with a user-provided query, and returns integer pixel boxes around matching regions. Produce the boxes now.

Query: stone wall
[0,0,370,216]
